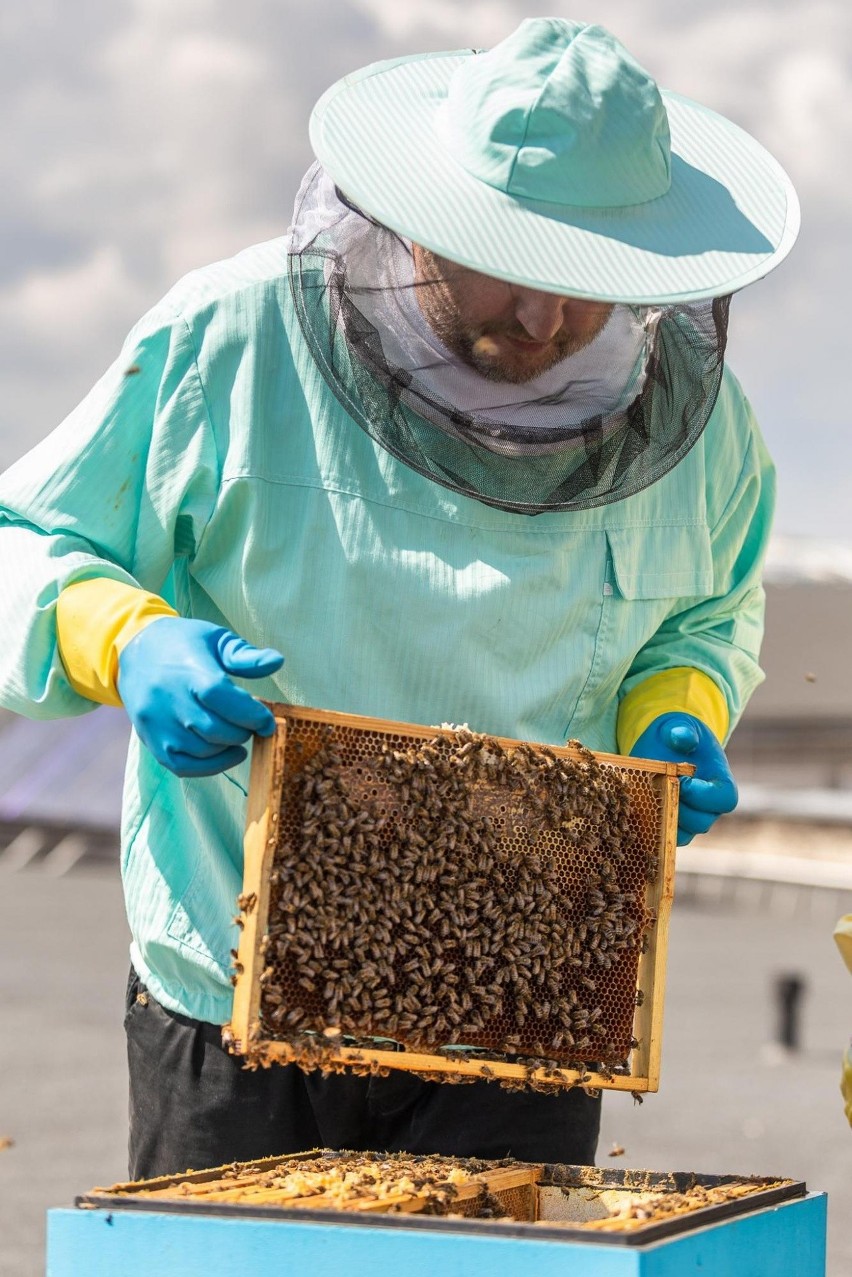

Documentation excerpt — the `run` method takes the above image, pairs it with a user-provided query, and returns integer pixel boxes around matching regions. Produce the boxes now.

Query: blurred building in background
[729,538,852,820]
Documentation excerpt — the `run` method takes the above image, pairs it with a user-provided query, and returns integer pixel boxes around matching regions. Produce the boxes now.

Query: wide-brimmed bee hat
[308,16,799,305]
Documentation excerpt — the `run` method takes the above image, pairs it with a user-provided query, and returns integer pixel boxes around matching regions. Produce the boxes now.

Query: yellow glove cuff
[617,667,730,755]
[56,578,178,706]
[834,916,852,975]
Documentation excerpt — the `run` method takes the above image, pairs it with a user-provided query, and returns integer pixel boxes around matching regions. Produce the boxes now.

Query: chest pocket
[568,522,715,743]
[606,524,713,600]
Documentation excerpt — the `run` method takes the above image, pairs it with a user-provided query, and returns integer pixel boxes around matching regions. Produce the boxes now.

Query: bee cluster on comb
[228,708,683,1093]
[127,1151,521,1215]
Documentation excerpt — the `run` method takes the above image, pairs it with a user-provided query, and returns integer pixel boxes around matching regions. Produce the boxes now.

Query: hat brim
[309,50,800,304]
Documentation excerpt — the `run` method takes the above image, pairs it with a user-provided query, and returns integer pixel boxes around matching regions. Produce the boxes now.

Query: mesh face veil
[288,163,731,516]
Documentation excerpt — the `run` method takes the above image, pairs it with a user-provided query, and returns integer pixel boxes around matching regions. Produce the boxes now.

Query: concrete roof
[0,707,127,830]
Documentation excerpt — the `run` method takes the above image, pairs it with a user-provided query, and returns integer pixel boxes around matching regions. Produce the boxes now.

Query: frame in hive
[79,1153,805,1245]
[226,705,692,1093]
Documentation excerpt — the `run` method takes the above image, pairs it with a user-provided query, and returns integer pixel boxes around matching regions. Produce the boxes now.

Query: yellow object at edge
[834,915,852,975]
[842,1044,852,1128]
[833,918,852,1127]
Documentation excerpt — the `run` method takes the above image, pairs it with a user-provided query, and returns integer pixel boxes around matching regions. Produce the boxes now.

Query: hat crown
[438,18,672,208]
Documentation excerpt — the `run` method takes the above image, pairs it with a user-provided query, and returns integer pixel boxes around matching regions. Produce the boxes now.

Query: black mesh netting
[287,163,730,516]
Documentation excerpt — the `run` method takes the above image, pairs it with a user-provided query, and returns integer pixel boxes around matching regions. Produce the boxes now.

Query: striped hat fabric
[308,18,800,305]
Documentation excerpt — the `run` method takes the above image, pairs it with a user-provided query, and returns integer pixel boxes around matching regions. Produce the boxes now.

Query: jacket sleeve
[616,371,776,744]
[0,303,219,719]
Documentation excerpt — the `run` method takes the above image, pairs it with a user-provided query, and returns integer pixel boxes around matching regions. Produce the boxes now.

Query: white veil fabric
[287,162,730,514]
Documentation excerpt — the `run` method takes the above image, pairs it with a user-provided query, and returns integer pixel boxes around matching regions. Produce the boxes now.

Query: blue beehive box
[48,1152,826,1276]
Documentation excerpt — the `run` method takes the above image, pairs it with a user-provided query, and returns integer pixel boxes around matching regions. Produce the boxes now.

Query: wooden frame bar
[85,1158,544,1219]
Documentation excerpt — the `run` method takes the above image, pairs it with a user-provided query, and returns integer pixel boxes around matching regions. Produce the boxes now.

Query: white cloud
[103,22,267,89]
[350,0,522,43]
[0,246,149,354]
[764,46,852,196]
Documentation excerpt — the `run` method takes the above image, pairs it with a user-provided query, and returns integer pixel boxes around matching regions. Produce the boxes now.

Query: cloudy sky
[3,0,850,539]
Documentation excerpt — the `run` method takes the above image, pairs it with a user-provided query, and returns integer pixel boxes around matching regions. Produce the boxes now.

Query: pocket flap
[607,524,713,599]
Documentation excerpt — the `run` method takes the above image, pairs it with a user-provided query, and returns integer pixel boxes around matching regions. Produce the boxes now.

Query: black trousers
[125,968,601,1180]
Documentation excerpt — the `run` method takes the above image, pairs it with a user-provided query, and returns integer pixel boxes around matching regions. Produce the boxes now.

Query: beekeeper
[0,19,799,1177]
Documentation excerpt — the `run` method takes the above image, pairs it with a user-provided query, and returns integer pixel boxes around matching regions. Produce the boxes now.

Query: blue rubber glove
[117,618,284,777]
[629,712,737,846]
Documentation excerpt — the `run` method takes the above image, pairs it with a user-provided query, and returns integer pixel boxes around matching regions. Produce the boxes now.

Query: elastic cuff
[617,667,730,755]
[56,578,178,706]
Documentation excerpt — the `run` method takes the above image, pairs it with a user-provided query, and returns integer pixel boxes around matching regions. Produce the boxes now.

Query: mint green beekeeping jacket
[0,239,774,1023]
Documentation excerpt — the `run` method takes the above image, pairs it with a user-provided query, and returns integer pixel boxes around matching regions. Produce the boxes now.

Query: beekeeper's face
[412,244,614,384]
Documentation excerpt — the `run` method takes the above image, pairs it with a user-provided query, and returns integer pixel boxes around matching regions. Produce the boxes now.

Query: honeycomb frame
[227,705,691,1092]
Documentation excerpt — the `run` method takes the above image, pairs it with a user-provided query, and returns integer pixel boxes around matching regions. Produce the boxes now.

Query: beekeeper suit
[0,19,799,1177]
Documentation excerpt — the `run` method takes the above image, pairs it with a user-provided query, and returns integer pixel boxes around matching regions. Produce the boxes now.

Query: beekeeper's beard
[411,245,615,385]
